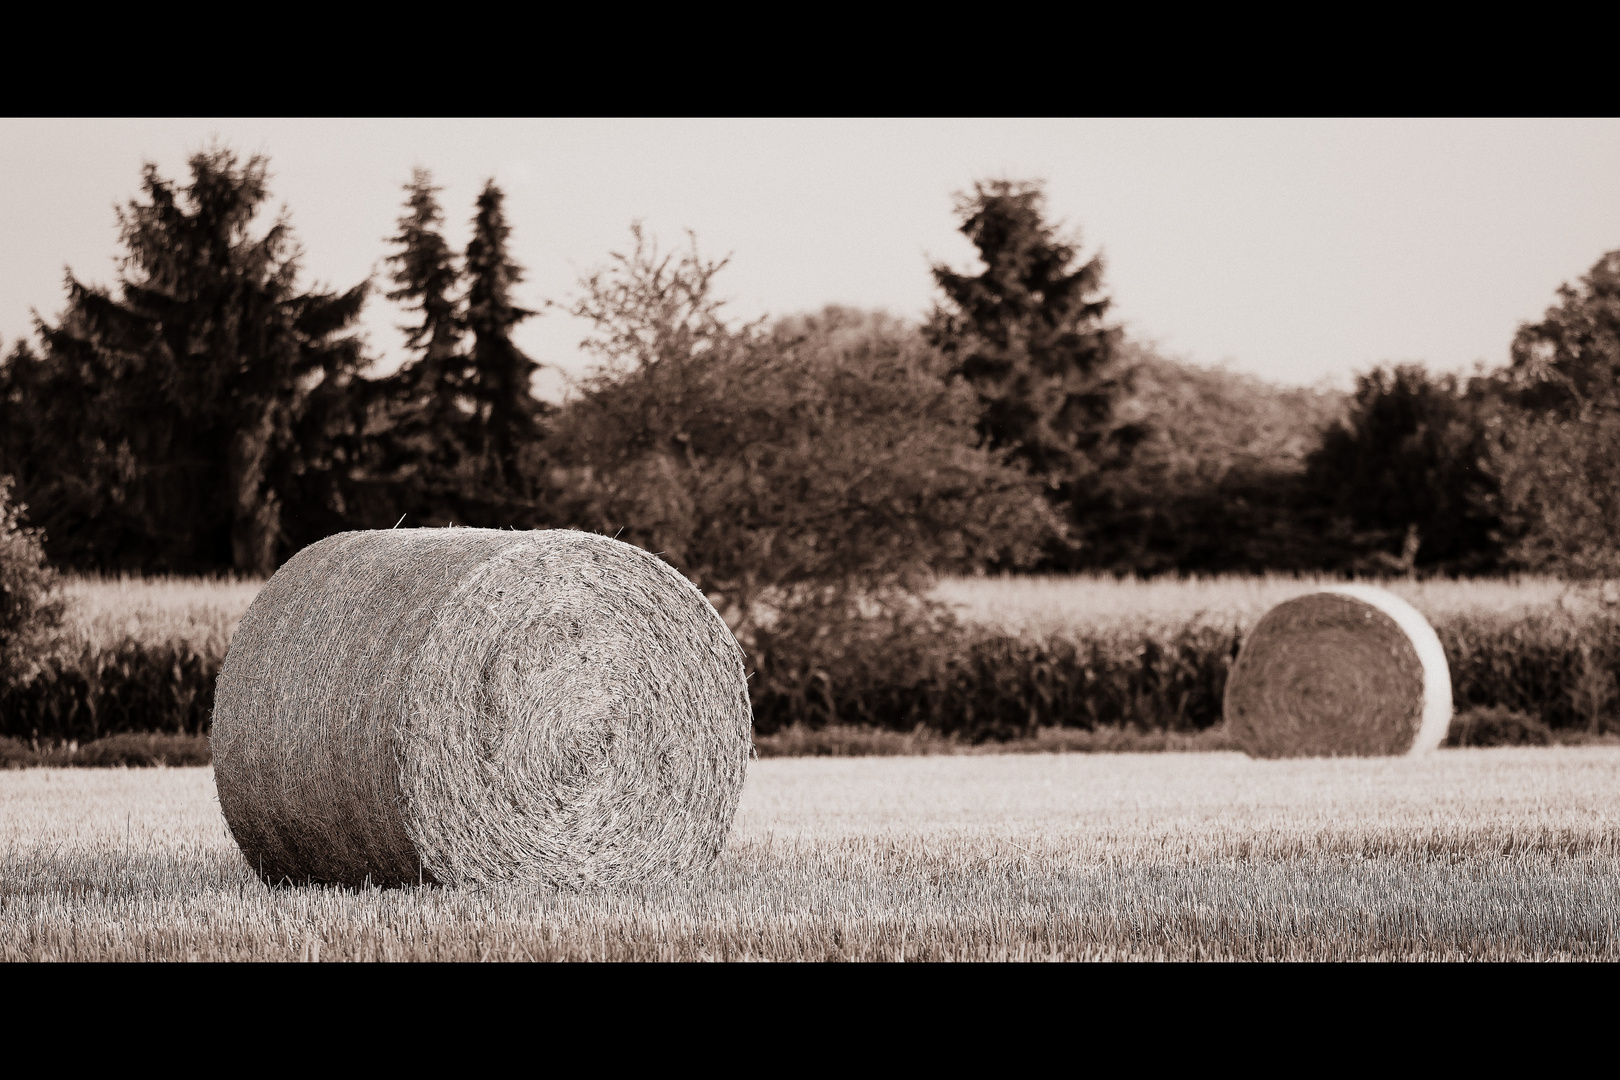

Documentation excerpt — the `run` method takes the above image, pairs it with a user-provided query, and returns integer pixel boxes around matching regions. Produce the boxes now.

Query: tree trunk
[229,407,282,575]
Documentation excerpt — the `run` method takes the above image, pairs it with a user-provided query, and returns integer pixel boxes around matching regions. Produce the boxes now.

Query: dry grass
[3,749,1617,961]
[934,572,1615,635]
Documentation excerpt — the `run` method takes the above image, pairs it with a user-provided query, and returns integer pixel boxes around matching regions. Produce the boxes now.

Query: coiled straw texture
[211,529,753,888]
[1223,585,1453,759]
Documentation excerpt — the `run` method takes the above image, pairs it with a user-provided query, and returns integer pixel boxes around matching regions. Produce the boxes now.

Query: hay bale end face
[211,529,753,888]
[1223,585,1452,759]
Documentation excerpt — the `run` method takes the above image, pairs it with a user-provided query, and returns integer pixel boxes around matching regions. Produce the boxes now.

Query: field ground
[4,748,1618,961]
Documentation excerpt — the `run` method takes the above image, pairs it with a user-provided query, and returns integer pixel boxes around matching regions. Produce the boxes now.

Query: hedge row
[3,609,1617,744]
[1,638,217,743]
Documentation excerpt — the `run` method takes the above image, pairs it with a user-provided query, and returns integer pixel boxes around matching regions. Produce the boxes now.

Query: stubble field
[4,747,1618,961]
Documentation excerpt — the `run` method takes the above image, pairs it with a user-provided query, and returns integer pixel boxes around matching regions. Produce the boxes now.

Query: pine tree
[0,147,368,573]
[366,169,472,517]
[462,181,544,494]
[384,169,466,421]
[924,179,1129,481]
[924,179,1138,568]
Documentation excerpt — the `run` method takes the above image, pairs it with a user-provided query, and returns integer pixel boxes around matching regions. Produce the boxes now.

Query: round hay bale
[211,528,752,888]
[1222,585,1452,759]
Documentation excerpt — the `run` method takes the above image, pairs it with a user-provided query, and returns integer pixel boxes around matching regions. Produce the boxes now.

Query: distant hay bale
[1223,585,1452,759]
[211,529,752,889]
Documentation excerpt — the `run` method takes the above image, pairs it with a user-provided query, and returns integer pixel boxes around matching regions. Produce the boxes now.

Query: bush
[748,603,1241,742]
[556,234,1056,650]
[8,581,1620,749]
[0,475,62,688]
[0,732,212,768]
[1446,707,1554,748]
[1443,611,1620,731]
[69,732,211,767]
[0,636,220,743]
[753,723,1238,757]
[747,603,1620,745]
[0,735,36,769]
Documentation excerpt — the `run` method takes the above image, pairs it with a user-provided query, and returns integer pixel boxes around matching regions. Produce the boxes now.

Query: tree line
[2,146,1618,614]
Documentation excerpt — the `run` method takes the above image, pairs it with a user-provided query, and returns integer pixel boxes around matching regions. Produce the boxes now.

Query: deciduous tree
[553,226,1058,647]
[1492,250,1620,578]
[0,475,61,688]
[1304,364,1502,574]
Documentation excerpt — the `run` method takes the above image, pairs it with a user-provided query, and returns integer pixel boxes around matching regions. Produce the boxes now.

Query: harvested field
[3,749,1617,960]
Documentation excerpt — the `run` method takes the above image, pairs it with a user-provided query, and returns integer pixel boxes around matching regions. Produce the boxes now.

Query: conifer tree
[371,169,472,506]
[0,147,367,573]
[462,181,543,492]
[385,168,467,415]
[924,179,1139,567]
[924,179,1129,483]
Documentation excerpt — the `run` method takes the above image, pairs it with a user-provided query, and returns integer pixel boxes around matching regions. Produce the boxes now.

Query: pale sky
[3,118,1618,401]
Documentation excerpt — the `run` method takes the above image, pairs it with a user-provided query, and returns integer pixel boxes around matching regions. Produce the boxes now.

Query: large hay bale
[1223,585,1452,759]
[211,529,752,888]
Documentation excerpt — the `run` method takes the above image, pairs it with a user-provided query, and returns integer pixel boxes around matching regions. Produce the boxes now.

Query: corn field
[3,574,1617,744]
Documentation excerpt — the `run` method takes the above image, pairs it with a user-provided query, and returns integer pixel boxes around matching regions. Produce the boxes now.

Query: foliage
[1507,249,1620,418]
[0,635,219,743]
[0,737,33,769]
[924,179,1141,567]
[749,599,1620,741]
[1490,410,1620,579]
[0,732,211,769]
[1446,706,1553,748]
[1442,609,1620,732]
[461,181,548,500]
[753,722,1235,757]
[1080,344,1347,573]
[1304,364,1503,574]
[72,732,211,767]
[11,573,1620,744]
[357,169,474,525]
[0,147,369,574]
[749,611,1241,740]
[0,476,62,687]
[387,170,466,371]
[354,172,551,530]
[924,179,1129,477]
[1489,249,1620,579]
[553,226,1057,644]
